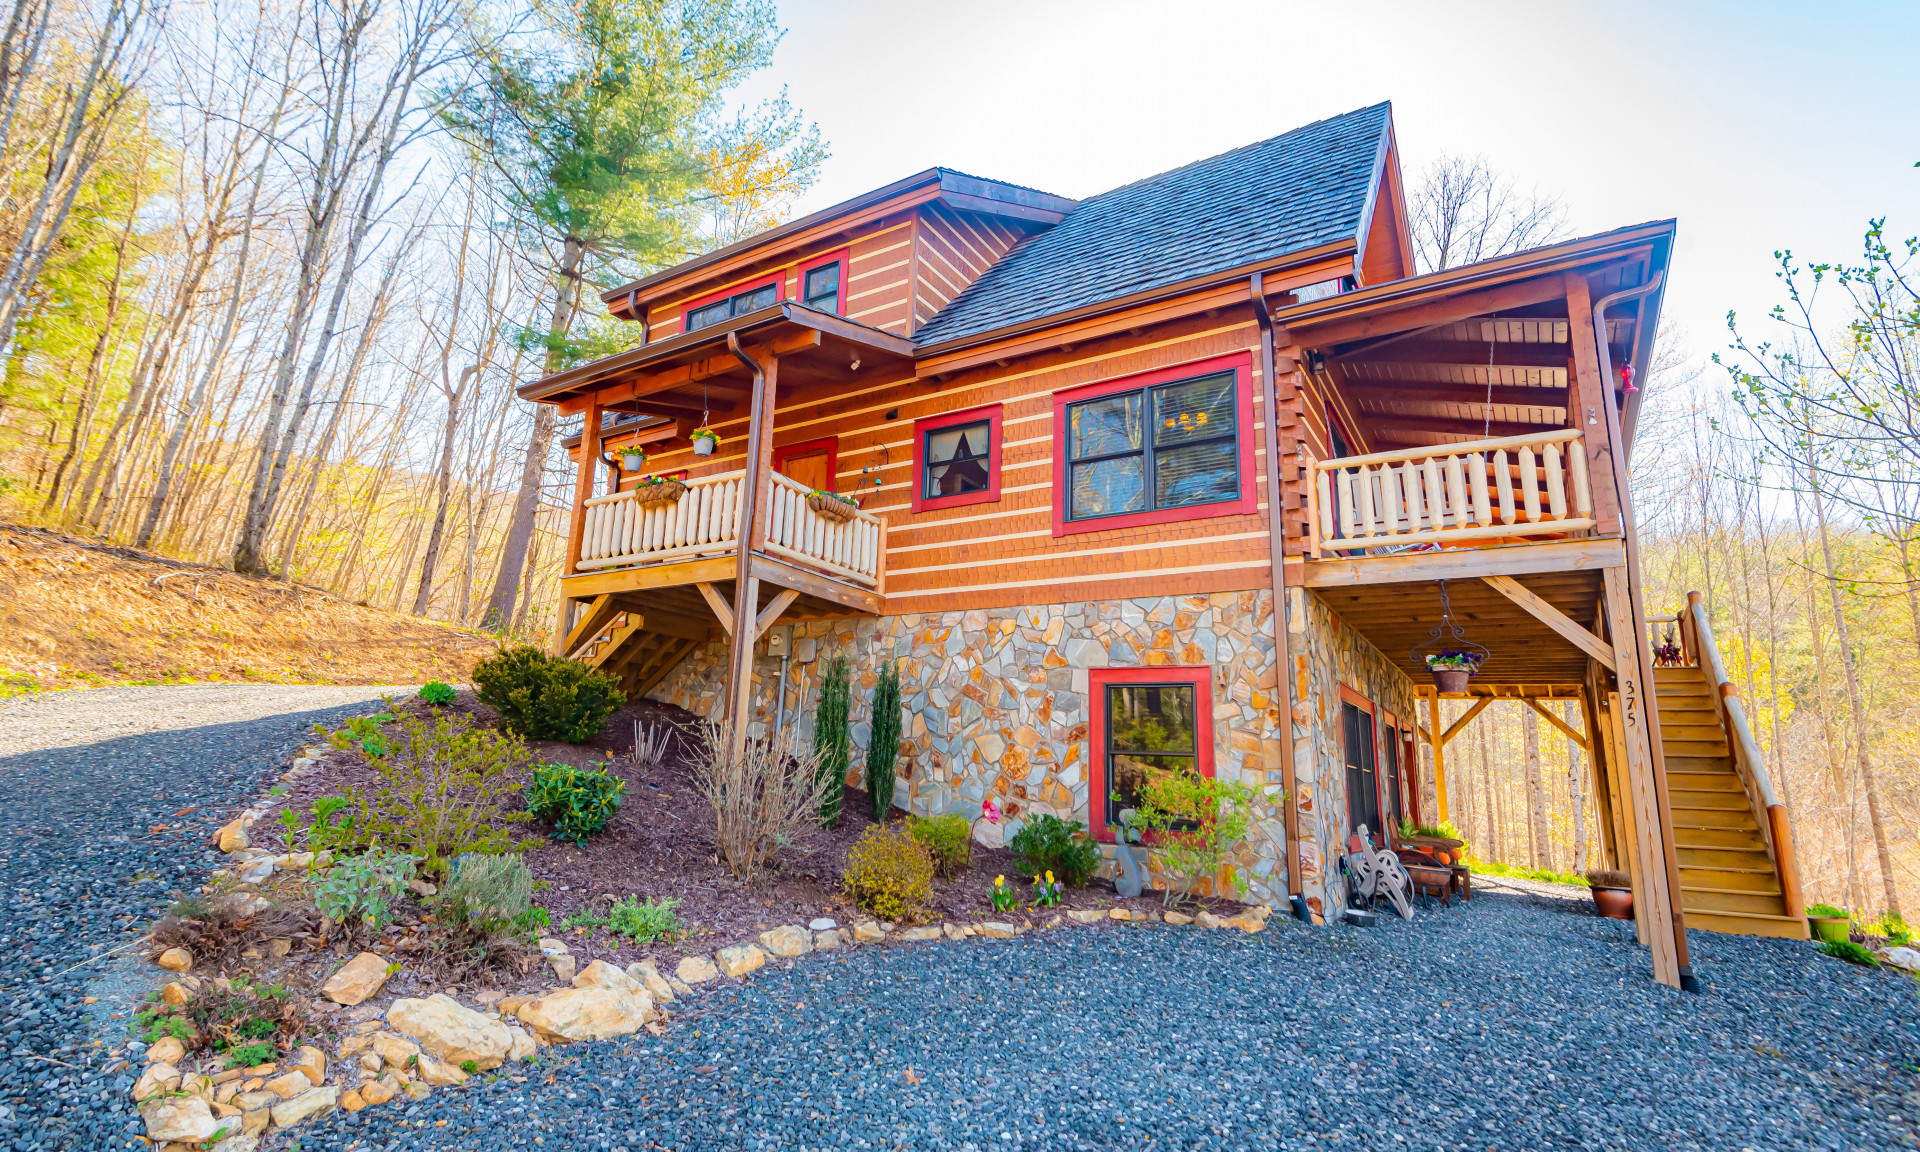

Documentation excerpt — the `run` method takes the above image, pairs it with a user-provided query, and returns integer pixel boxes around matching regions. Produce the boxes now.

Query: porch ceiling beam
[1440,696,1493,746]
[1526,696,1589,750]
[696,582,734,635]
[1365,415,1551,439]
[1303,537,1625,588]
[556,330,822,414]
[1334,341,1573,369]
[1481,574,1617,672]
[1343,382,1570,408]
[754,588,800,640]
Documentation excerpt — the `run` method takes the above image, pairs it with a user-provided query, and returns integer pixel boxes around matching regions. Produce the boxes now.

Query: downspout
[1592,272,1698,993]
[1251,273,1310,924]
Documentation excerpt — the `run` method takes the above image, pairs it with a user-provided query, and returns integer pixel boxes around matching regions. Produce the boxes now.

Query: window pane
[804,264,840,311]
[1070,456,1144,519]
[923,420,991,499]
[735,284,776,315]
[1069,393,1142,459]
[687,300,730,331]
[1154,440,1239,508]
[1107,683,1196,753]
[1107,753,1196,829]
[1154,372,1235,446]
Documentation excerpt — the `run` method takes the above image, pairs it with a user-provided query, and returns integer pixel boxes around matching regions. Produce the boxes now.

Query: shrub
[558,907,609,932]
[336,711,539,874]
[842,824,934,922]
[226,1042,277,1069]
[609,896,683,943]
[1009,815,1102,887]
[813,654,851,827]
[438,853,534,930]
[1867,912,1912,946]
[1133,773,1258,907]
[865,660,902,821]
[419,680,457,706]
[525,761,626,845]
[313,846,417,933]
[1818,939,1880,967]
[320,712,396,757]
[693,717,834,880]
[908,813,972,878]
[473,645,623,742]
[1807,902,1851,920]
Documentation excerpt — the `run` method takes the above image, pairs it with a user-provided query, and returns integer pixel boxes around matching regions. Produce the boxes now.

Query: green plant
[1423,651,1483,673]
[419,681,457,706]
[1586,869,1630,889]
[1008,815,1102,887]
[319,712,396,757]
[511,907,551,934]
[1398,818,1466,845]
[313,846,418,933]
[814,654,851,827]
[1818,939,1880,967]
[908,813,971,878]
[525,761,626,845]
[558,907,609,932]
[438,853,534,930]
[609,896,683,943]
[1133,773,1258,907]
[841,823,934,921]
[134,977,302,1056]
[472,645,624,743]
[990,873,1019,913]
[692,717,834,880]
[1807,902,1851,920]
[1029,871,1062,908]
[865,660,902,821]
[1866,912,1912,946]
[335,712,539,874]
[304,795,356,852]
[461,1059,480,1075]
[226,1042,276,1068]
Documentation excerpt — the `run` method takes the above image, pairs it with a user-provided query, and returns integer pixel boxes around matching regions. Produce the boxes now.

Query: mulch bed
[271,690,1252,979]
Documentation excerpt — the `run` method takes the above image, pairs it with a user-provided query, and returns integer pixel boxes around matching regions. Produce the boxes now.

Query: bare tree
[1408,152,1569,275]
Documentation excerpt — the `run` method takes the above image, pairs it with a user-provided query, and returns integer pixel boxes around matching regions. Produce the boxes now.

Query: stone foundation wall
[647,591,1296,906]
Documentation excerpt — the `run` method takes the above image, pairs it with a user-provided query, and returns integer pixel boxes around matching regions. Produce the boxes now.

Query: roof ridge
[1073,101,1392,204]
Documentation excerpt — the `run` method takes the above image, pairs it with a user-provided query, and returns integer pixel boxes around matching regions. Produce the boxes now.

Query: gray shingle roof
[912,103,1392,348]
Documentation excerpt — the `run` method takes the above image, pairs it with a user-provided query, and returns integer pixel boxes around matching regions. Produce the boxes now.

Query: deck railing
[574,468,884,588]
[1309,428,1593,555]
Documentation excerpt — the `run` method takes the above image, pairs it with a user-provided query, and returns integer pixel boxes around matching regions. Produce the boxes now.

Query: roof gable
[912,103,1394,348]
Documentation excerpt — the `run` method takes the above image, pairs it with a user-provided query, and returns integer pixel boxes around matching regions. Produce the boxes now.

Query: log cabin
[520,102,1807,989]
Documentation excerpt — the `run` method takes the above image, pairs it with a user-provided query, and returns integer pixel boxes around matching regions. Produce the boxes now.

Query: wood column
[556,396,603,651]
[1427,690,1449,823]
[1563,273,1623,536]
[1602,689,1651,945]
[724,340,778,762]
[1601,565,1681,985]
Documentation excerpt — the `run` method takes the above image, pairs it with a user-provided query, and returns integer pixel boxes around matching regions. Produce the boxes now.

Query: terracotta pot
[1592,885,1634,920]
[1431,669,1471,695]
[1810,915,1851,944]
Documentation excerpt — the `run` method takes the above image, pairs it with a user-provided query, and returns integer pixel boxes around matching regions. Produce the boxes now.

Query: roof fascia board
[1350,114,1397,284]
[935,171,1076,216]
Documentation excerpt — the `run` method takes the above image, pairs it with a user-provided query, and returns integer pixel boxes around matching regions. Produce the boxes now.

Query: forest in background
[0,1,1912,922]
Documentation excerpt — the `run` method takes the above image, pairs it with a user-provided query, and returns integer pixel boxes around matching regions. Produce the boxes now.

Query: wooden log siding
[911,203,1032,331]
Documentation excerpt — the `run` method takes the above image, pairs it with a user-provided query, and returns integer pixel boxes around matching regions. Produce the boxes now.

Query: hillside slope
[0,523,496,696]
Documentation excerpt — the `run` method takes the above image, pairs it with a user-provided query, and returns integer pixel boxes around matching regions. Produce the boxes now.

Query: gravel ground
[4,688,1919,1152]
[0,684,399,1151]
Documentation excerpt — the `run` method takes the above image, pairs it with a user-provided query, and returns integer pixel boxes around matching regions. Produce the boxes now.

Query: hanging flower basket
[618,449,647,472]
[691,427,720,457]
[807,490,858,522]
[1425,651,1483,694]
[634,476,686,507]
[1412,580,1490,695]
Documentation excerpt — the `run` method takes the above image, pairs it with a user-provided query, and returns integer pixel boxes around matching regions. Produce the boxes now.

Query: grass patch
[1465,856,1590,886]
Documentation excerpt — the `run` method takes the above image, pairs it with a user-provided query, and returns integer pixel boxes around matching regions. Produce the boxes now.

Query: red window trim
[1050,351,1258,538]
[911,403,1003,513]
[773,436,839,490]
[796,247,850,316]
[1087,665,1215,845]
[680,272,785,333]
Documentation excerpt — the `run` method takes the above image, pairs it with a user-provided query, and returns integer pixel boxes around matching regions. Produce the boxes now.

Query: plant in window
[813,655,851,827]
[1133,773,1257,908]
[864,660,901,821]
[989,874,1020,913]
[691,427,720,456]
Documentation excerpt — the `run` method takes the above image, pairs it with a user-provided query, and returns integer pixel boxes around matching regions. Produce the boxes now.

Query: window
[797,249,848,316]
[1088,665,1214,843]
[1381,722,1403,829]
[1342,698,1381,844]
[910,404,1002,513]
[1050,353,1256,536]
[683,276,780,333]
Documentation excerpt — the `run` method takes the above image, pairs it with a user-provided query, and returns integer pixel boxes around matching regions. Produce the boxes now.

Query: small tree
[813,654,851,827]
[1134,773,1258,908]
[864,659,901,821]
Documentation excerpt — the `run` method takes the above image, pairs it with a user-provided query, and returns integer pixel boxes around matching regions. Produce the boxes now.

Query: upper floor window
[684,277,779,333]
[911,403,1002,513]
[798,248,849,316]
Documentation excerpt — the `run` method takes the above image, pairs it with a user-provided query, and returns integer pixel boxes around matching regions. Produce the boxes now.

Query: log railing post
[724,336,777,762]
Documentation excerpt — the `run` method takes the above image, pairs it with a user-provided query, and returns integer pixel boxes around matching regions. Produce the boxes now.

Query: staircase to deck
[1652,606,1808,940]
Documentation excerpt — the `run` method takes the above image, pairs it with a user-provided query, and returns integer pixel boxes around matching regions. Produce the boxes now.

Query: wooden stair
[1655,666,1808,940]
[578,611,703,701]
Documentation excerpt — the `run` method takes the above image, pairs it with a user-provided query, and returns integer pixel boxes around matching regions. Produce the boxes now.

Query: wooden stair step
[1673,826,1767,851]
[1677,846,1775,869]
[1682,908,1810,940]
[1683,887,1790,916]
[1669,791,1755,812]
[1678,865,1785,893]
[1672,810,1762,833]
[1663,754,1737,773]
[1667,770,1744,792]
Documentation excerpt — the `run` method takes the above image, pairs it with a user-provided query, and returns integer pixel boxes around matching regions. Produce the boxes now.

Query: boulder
[338,1087,368,1112]
[675,955,720,985]
[234,1091,278,1111]
[504,1025,539,1063]
[386,994,512,1071]
[852,921,886,943]
[269,1086,338,1129]
[237,858,275,885]
[943,923,966,941]
[537,937,570,956]
[1067,910,1107,925]
[978,922,1018,939]
[899,927,943,942]
[1164,910,1194,925]
[357,1052,382,1076]
[141,1095,218,1144]
[809,917,838,931]
[716,943,766,978]
[572,959,639,994]
[1885,946,1920,972]
[1195,911,1222,929]
[414,1053,468,1087]
[814,930,841,951]
[548,953,576,984]
[625,959,675,1004]
[161,981,192,1007]
[241,1107,270,1136]
[156,947,193,973]
[1108,907,1131,920]
[262,1070,312,1100]
[370,1032,420,1070]
[759,926,812,957]
[321,952,394,1006]
[1223,911,1267,933]
[287,1044,326,1086]
[358,1075,399,1106]
[146,1036,186,1065]
[515,985,653,1042]
[133,1062,181,1102]
[211,1130,258,1152]
[217,819,250,853]
[337,1033,375,1060]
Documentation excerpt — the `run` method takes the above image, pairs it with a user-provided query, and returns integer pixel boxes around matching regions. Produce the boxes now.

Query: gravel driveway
[4,687,1918,1152]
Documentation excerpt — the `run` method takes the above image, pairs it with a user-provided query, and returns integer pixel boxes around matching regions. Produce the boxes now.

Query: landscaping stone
[211,1131,258,1152]
[1067,910,1107,924]
[815,930,841,951]
[809,917,838,931]
[1885,946,1920,972]
[900,927,943,942]
[338,1087,368,1112]
[268,1086,338,1129]
[405,1080,432,1102]
[573,958,640,993]
[538,937,570,956]
[943,922,966,940]
[853,921,885,942]
[759,925,812,956]
[1195,911,1222,929]
[414,1053,468,1087]
[157,947,193,972]
[371,1032,421,1070]
[141,1094,218,1144]
[146,1036,186,1065]
[716,943,767,977]
[387,994,513,1071]
[321,951,394,1005]
[262,1070,312,1100]
[240,1108,270,1137]
[234,1091,277,1111]
[548,952,577,983]
[287,1044,326,1086]
[626,958,675,1003]
[358,1076,399,1106]
[979,922,1018,939]
[133,1063,181,1102]
[505,1025,540,1062]
[1164,910,1194,925]
[515,986,653,1042]
[676,955,720,984]
[216,818,250,853]
[237,858,275,884]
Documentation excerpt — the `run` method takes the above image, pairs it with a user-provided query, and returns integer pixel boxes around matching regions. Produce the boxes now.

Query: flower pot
[1592,886,1634,920]
[1810,915,1851,944]
[619,454,646,472]
[692,436,716,457]
[1430,668,1471,695]
[808,491,858,522]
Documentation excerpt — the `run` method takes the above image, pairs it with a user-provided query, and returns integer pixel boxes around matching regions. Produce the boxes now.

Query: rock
[146,1036,186,1065]
[505,1025,539,1063]
[809,917,838,932]
[943,923,966,941]
[1885,946,1920,972]
[241,1107,270,1136]
[668,977,693,996]
[387,994,512,1071]
[515,986,654,1042]
[676,955,720,985]
[1164,911,1194,925]
[267,938,291,959]
[759,925,812,957]
[414,1053,468,1087]
[537,937,570,956]
[1108,907,1131,920]
[814,930,841,951]
[405,1080,432,1102]
[573,959,640,993]
[156,947,193,973]
[357,1076,399,1106]
[182,1072,216,1101]
[625,959,675,1004]
[237,858,275,885]
[268,1086,338,1129]
[473,988,504,1007]
[496,995,533,1018]
[899,927,943,942]
[262,1070,312,1100]
[217,819,250,853]
[979,922,1018,939]
[853,921,886,943]
[338,1088,367,1112]
[358,1052,382,1076]
[407,879,437,897]
[234,1092,279,1111]
[548,953,576,983]
[1223,911,1266,933]
[371,1032,420,1070]
[210,1131,258,1152]
[133,1063,182,1102]
[141,1094,218,1144]
[321,952,393,1006]
[1195,911,1222,929]
[716,943,767,978]
[287,1044,326,1086]
[337,1033,375,1060]
[161,980,193,1007]
[1067,910,1107,925]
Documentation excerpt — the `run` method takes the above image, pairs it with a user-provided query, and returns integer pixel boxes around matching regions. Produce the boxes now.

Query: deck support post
[556,397,604,652]
[724,337,778,763]
[1427,690,1449,823]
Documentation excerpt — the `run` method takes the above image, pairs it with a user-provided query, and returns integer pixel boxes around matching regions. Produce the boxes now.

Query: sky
[734,0,1920,376]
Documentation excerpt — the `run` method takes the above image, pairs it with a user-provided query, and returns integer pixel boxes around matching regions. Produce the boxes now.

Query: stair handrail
[1684,592,1806,922]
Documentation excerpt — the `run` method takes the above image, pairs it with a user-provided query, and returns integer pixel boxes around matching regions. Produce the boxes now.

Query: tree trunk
[1523,707,1549,871]
[1478,722,1499,862]
[1565,701,1588,875]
